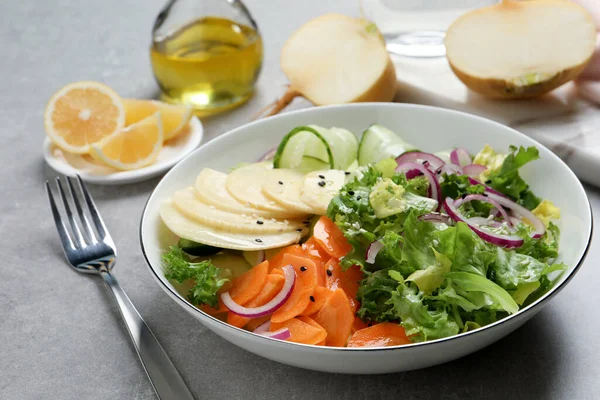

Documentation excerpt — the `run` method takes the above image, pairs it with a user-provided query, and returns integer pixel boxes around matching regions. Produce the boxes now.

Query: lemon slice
[44,81,126,154]
[123,99,192,141]
[90,112,163,170]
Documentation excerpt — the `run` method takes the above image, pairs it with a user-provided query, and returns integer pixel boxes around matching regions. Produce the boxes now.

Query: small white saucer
[43,116,203,185]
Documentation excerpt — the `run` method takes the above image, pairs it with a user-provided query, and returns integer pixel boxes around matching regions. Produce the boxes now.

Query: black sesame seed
[326,269,332,277]
[318,181,326,187]
[356,196,361,200]
[482,193,488,197]
[296,228,302,232]
[436,170,441,174]
[345,171,351,175]
[485,180,492,184]
[318,174,325,179]
[348,190,355,196]
[256,220,264,225]
[422,161,428,165]
[309,295,315,302]
[367,323,373,327]
[300,266,307,272]
[255,238,262,243]
[278,181,283,185]
[461,193,467,199]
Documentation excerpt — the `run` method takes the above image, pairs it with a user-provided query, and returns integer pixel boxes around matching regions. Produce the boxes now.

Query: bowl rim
[139,103,594,352]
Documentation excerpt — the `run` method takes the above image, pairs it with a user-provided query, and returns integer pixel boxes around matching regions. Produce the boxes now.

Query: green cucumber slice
[308,125,359,170]
[273,125,359,172]
[358,124,416,166]
[177,238,220,256]
[274,126,334,170]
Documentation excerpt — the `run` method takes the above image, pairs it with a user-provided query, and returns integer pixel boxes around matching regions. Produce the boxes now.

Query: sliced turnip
[257,14,397,117]
[445,0,597,99]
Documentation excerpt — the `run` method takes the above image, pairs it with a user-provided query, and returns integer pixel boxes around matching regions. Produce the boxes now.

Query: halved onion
[443,197,524,248]
[221,264,296,318]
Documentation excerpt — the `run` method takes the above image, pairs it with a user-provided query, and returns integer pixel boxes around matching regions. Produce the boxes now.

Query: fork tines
[45,175,113,252]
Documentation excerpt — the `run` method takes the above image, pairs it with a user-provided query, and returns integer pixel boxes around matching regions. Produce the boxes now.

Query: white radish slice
[257,14,397,117]
[445,0,597,99]
[226,163,304,214]
[160,200,307,251]
[172,187,304,234]
[300,170,346,215]
[195,169,293,219]
[262,169,316,215]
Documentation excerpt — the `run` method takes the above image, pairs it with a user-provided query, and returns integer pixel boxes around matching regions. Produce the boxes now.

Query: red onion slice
[484,193,546,239]
[253,320,271,334]
[453,194,513,226]
[462,164,487,178]
[443,197,524,248]
[221,264,296,318]
[436,163,463,176]
[260,328,292,340]
[365,241,384,264]
[396,161,441,208]
[450,148,472,166]
[467,217,516,232]
[396,152,445,172]
[419,212,455,225]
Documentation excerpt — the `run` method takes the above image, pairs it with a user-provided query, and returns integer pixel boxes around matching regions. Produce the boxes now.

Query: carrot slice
[300,286,333,316]
[227,273,285,328]
[315,339,326,346]
[314,288,354,347]
[325,259,362,312]
[270,254,318,323]
[312,216,352,259]
[199,297,228,316]
[270,317,327,345]
[267,245,304,272]
[228,260,269,305]
[352,316,369,334]
[302,237,330,260]
[347,322,411,348]
[246,315,271,332]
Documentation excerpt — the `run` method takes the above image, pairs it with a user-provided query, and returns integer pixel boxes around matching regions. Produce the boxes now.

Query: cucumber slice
[177,238,220,256]
[274,126,334,170]
[308,125,359,170]
[274,125,359,172]
[211,253,252,280]
[358,124,416,166]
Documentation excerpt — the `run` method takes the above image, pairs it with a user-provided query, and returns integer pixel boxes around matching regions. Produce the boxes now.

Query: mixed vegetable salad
[160,123,564,347]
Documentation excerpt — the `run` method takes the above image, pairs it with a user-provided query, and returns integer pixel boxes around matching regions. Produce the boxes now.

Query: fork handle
[100,270,195,400]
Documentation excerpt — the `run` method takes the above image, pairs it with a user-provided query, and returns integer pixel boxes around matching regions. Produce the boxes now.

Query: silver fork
[45,175,194,400]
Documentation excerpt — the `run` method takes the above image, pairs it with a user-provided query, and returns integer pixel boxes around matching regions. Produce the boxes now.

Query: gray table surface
[2,0,599,399]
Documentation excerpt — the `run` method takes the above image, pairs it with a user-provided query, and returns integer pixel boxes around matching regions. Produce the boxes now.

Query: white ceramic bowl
[140,104,592,374]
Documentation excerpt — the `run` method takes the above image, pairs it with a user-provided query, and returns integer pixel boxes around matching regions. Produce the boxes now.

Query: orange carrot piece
[325,258,342,291]
[315,339,326,346]
[246,315,271,332]
[199,297,228,316]
[352,316,370,334]
[270,254,318,323]
[324,259,362,312]
[227,274,285,328]
[267,245,304,272]
[347,322,411,348]
[228,260,269,305]
[314,288,354,347]
[300,286,333,316]
[312,216,352,259]
[302,237,330,260]
[270,317,327,345]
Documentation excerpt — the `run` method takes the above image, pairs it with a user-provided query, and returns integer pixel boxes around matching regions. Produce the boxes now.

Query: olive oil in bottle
[150,16,263,116]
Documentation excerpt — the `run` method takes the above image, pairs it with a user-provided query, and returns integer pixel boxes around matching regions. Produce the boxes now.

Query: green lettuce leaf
[162,246,228,308]
[486,145,541,209]
[434,222,495,276]
[356,268,398,322]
